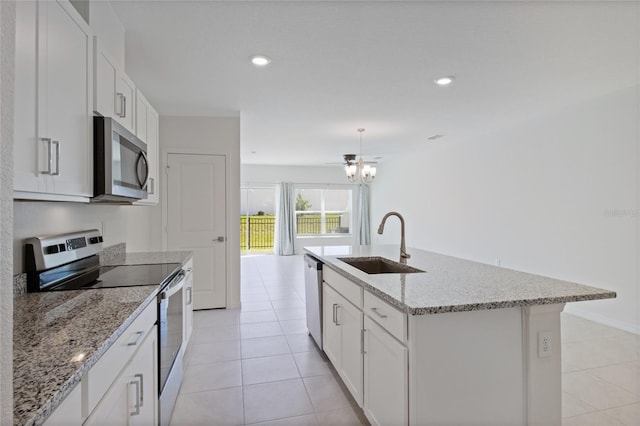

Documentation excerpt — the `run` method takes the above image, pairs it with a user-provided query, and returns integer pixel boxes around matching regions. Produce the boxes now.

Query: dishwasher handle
[304,254,323,271]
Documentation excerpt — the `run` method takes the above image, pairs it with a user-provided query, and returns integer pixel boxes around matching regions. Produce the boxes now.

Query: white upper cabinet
[134,90,160,205]
[93,38,136,135]
[14,0,93,201]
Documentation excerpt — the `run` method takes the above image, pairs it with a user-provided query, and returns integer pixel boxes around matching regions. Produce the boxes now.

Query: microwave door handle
[135,151,150,188]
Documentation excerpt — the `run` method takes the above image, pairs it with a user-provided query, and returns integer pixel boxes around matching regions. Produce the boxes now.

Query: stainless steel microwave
[93,116,148,203]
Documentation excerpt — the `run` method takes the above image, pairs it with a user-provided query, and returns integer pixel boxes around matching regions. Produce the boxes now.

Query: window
[241,187,276,254]
[295,188,352,236]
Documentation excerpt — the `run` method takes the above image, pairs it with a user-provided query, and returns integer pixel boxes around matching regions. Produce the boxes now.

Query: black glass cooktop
[88,263,182,289]
[28,254,181,291]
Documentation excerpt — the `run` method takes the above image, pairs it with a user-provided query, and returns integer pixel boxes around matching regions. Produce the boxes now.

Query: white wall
[13,202,157,274]
[242,164,351,186]
[371,86,640,333]
[241,164,361,253]
[160,116,241,307]
[0,1,14,421]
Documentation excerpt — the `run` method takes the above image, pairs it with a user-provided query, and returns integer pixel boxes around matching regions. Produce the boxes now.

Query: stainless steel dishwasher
[304,254,323,350]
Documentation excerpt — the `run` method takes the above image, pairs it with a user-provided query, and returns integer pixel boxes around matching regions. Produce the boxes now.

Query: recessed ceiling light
[251,55,271,66]
[434,76,455,86]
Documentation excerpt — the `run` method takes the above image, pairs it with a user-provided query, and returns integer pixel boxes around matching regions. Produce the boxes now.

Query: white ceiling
[110,1,639,166]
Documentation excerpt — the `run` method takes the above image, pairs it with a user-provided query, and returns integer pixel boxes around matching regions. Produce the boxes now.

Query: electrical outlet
[538,331,553,358]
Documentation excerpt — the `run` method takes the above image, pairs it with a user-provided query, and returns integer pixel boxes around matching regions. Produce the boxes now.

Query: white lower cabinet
[44,384,82,425]
[322,283,364,406]
[322,278,409,425]
[84,325,157,426]
[363,316,408,426]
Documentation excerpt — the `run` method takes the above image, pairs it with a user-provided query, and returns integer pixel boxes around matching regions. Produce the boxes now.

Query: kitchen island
[305,245,615,426]
[13,250,191,426]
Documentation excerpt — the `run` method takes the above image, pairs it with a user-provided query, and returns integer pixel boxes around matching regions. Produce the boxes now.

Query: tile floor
[170,255,366,426]
[170,254,640,425]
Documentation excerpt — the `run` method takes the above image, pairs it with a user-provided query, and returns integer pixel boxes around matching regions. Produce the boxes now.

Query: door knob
[213,236,225,243]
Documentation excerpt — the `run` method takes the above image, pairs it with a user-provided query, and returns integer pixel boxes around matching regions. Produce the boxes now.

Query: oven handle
[160,270,186,299]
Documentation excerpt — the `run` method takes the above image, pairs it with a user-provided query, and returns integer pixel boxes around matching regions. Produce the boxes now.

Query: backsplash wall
[13,201,159,274]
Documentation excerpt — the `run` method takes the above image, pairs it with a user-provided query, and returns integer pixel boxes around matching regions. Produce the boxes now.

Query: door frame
[161,147,239,308]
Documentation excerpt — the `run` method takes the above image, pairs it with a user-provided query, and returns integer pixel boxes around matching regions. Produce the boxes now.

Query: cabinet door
[322,284,341,367]
[130,325,158,426]
[94,40,118,118]
[14,0,44,193]
[38,0,92,197]
[43,384,81,425]
[135,92,148,143]
[338,296,364,407]
[116,74,136,134]
[364,316,408,426]
[85,327,157,426]
[134,92,159,205]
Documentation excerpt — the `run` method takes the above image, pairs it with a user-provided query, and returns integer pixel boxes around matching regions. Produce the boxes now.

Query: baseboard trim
[563,305,640,335]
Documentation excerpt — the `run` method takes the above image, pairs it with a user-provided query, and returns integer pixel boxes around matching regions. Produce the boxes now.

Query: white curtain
[358,184,371,245]
[276,182,296,255]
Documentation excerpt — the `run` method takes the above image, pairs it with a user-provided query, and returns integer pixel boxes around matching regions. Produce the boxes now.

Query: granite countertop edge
[23,290,160,426]
[15,250,193,426]
[308,246,616,316]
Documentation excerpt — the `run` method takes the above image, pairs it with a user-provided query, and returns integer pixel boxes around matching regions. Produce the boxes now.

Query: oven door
[158,270,185,426]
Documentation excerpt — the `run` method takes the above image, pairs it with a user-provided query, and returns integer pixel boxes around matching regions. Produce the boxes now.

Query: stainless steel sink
[338,256,425,274]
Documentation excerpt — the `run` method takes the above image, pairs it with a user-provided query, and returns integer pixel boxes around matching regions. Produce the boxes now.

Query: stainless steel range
[25,229,185,425]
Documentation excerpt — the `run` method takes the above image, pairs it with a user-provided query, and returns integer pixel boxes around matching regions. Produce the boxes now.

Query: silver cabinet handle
[116,93,125,117]
[52,140,60,176]
[333,304,340,326]
[361,328,366,354]
[127,331,145,346]
[370,307,388,319]
[187,287,192,305]
[147,177,155,195]
[129,378,141,416]
[134,373,144,406]
[122,94,127,118]
[213,236,225,243]
[41,138,53,174]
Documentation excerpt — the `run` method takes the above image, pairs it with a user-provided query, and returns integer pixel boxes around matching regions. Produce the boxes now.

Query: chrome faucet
[377,212,411,260]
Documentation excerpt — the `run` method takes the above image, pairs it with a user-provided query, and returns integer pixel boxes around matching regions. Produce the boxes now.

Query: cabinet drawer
[86,300,156,414]
[324,267,362,309]
[364,291,407,343]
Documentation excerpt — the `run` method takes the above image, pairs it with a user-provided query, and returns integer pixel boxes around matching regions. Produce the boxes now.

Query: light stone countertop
[305,245,616,315]
[13,250,192,426]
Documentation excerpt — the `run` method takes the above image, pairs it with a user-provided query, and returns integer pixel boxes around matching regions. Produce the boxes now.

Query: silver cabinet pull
[361,328,366,354]
[127,331,145,346]
[370,307,388,319]
[129,379,141,416]
[41,138,53,174]
[187,287,192,305]
[122,94,127,118]
[147,177,155,195]
[116,93,125,117]
[333,304,340,326]
[134,373,144,406]
[52,140,60,176]
[213,236,225,243]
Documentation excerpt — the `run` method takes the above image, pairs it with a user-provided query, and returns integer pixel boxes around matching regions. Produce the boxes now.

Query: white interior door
[167,153,226,309]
